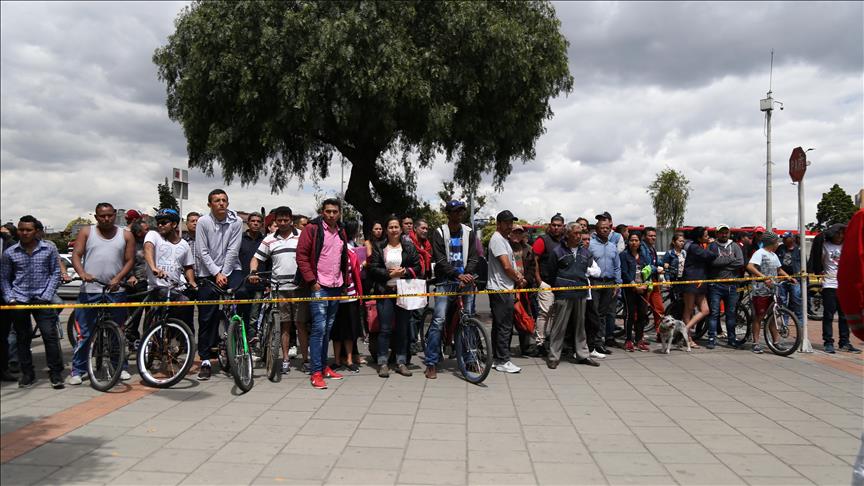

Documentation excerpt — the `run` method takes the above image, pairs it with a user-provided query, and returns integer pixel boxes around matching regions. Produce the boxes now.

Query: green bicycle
[203,279,254,393]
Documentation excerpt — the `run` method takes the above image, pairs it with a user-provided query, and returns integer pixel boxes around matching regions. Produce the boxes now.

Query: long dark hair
[685,226,706,243]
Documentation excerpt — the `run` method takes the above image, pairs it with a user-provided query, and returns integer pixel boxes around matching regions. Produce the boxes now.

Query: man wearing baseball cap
[707,224,744,348]
[776,232,804,327]
[487,210,525,373]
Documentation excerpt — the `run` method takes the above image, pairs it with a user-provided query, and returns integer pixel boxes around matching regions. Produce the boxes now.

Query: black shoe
[0,370,16,382]
[197,363,212,381]
[18,374,36,388]
[546,360,559,369]
[50,373,65,390]
[706,338,716,350]
[605,339,619,348]
[522,345,540,357]
[840,343,862,354]
[596,345,613,355]
[9,361,20,374]
[576,358,600,367]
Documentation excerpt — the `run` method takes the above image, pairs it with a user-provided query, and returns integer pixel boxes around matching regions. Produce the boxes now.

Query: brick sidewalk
[2,337,861,486]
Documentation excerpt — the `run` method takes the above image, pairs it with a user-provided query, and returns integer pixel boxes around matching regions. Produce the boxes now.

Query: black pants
[197,272,245,360]
[0,307,11,374]
[585,298,601,350]
[489,293,514,362]
[821,288,849,347]
[622,288,647,342]
[12,307,64,377]
[591,284,615,346]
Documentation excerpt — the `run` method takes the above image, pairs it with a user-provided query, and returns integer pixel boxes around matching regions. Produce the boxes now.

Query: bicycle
[753,285,801,356]
[81,280,128,392]
[250,271,288,383]
[202,279,254,392]
[136,278,196,388]
[67,282,152,351]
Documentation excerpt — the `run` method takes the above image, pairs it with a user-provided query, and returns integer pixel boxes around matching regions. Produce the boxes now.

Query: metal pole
[766,105,773,231]
[179,199,184,240]
[798,174,813,352]
[469,192,476,234]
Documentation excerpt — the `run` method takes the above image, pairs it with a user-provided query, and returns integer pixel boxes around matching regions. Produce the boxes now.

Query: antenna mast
[760,50,777,231]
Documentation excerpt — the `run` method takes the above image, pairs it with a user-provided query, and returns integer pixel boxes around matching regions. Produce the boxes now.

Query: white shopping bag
[396,279,428,310]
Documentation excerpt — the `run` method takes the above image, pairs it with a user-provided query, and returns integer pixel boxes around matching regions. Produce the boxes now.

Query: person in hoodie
[681,226,718,349]
[194,189,244,380]
[707,224,744,349]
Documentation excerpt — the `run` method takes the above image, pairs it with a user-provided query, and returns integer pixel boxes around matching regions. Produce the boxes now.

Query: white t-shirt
[255,229,301,290]
[144,231,193,290]
[487,232,515,291]
[748,248,781,297]
[822,242,842,289]
[384,244,403,288]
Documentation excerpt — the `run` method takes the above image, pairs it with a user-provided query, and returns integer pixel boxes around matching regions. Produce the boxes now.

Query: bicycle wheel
[807,285,823,321]
[733,304,751,346]
[138,318,195,388]
[227,317,254,392]
[217,316,231,373]
[763,307,801,357]
[67,311,79,349]
[87,320,126,392]
[266,312,282,383]
[693,318,708,340]
[455,318,492,384]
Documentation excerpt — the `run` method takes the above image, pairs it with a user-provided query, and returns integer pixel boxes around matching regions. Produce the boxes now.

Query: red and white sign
[789,147,807,182]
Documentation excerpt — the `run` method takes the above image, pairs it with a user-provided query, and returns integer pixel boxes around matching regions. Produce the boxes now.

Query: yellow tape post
[0,274,816,311]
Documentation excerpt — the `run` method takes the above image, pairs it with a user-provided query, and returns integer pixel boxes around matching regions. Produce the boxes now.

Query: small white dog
[658,315,691,354]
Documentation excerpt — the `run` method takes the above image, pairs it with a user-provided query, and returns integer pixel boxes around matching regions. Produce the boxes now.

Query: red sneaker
[637,341,650,352]
[323,366,343,380]
[310,372,327,389]
[625,340,635,352]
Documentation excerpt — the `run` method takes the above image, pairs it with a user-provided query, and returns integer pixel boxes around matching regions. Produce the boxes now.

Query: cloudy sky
[1,1,862,231]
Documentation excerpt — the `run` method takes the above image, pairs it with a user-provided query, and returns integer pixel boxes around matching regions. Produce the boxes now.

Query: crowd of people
[0,188,860,390]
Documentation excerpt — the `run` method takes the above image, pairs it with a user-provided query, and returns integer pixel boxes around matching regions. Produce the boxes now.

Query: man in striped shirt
[0,215,64,389]
[249,206,308,374]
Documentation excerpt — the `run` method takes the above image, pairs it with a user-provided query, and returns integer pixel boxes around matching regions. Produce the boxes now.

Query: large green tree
[646,167,691,229]
[153,0,572,227]
[808,183,857,231]
[155,177,180,212]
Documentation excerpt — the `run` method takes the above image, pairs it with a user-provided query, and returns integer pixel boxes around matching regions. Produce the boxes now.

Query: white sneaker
[288,346,298,358]
[589,350,606,359]
[120,370,132,381]
[67,374,83,385]
[494,361,521,373]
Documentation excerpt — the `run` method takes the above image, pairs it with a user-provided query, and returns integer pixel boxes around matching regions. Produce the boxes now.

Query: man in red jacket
[295,198,350,389]
[838,209,864,343]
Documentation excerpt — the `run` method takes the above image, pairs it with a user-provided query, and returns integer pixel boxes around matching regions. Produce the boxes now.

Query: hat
[754,226,766,233]
[825,223,847,239]
[716,224,730,232]
[781,231,795,239]
[761,231,779,244]
[155,208,180,223]
[445,200,466,212]
[125,209,142,223]
[496,210,518,223]
[512,224,525,232]
[595,211,612,221]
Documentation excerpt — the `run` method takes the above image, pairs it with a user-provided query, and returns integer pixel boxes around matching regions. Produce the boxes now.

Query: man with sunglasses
[530,213,566,356]
[144,209,197,328]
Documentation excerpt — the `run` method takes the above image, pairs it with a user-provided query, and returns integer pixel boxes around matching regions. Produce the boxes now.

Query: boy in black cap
[487,211,525,373]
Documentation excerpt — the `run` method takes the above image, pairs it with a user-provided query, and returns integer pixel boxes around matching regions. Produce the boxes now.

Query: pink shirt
[316,220,344,288]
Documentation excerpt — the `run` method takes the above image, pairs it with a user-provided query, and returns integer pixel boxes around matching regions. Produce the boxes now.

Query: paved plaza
[1,311,862,486]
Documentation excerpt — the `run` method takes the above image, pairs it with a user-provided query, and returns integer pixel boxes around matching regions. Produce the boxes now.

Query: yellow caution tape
[0,273,818,311]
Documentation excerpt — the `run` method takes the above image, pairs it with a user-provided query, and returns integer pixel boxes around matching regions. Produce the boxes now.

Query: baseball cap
[444,200,466,212]
[125,209,142,223]
[761,231,779,244]
[512,224,525,233]
[716,224,730,232]
[595,211,612,221]
[496,210,518,222]
[155,208,180,223]
[754,226,766,233]
[781,231,795,239]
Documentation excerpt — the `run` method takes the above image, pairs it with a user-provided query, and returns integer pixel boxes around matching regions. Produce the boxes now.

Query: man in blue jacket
[588,219,621,354]
[775,232,804,326]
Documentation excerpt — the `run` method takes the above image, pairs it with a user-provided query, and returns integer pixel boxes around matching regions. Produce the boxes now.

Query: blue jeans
[424,282,476,366]
[376,297,410,365]
[73,292,127,376]
[309,286,341,374]
[778,280,804,325]
[708,284,738,341]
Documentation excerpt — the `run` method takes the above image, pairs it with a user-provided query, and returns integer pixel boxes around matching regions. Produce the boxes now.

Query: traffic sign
[172,167,189,200]
[789,147,807,182]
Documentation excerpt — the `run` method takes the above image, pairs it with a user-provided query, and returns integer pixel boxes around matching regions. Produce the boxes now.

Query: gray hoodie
[708,239,744,280]
[195,209,243,277]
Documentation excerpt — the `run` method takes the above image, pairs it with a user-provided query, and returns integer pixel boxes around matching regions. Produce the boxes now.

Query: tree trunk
[342,155,393,235]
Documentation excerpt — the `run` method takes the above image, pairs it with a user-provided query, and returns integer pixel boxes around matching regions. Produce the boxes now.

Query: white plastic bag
[396,279,428,310]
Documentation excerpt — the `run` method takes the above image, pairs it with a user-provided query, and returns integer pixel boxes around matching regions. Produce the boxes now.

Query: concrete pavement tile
[348,427,410,448]
[775,420,851,439]
[259,452,336,480]
[405,439,467,461]
[676,419,740,436]
[180,461,264,485]
[397,459,466,485]
[644,442,719,464]
[735,426,809,445]
[334,446,403,470]
[694,434,769,454]
[10,443,97,467]
[518,411,571,426]
[523,425,582,443]
[717,452,800,477]
[150,404,219,421]
[665,462,745,485]
[468,450,532,474]
[803,434,861,456]
[593,453,667,477]
[467,417,522,434]
[325,467,396,485]
[53,424,132,444]
[269,396,326,412]
[234,424,299,444]
[40,456,138,484]
[741,476,816,485]
[194,414,255,432]
[630,426,696,444]
[283,434,349,455]
[313,405,368,421]
[230,391,287,405]
[819,413,864,431]
[211,440,281,465]
[368,400,418,415]
[795,464,859,484]
[663,406,718,421]
[750,406,817,422]
[131,449,212,474]
[618,411,676,427]
[88,410,157,428]
[126,418,199,438]
[609,400,660,413]
[562,405,619,419]
[415,408,467,424]
[111,470,186,485]
[297,419,359,438]
[527,441,593,464]
[212,401,271,417]
[92,436,170,458]
[253,410,314,427]
[468,472,537,485]
[534,462,606,485]
[582,434,648,454]
[0,464,59,485]
[571,418,637,435]
[692,401,755,414]
[411,423,466,441]
[420,397,467,410]
[513,399,566,412]
[468,432,526,451]
[165,428,238,451]
[605,474,677,485]
[358,413,414,430]
[468,404,516,417]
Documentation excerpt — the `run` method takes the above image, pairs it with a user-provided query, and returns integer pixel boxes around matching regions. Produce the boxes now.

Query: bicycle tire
[67,311,79,349]
[455,318,492,384]
[227,317,254,392]
[694,319,708,340]
[217,316,231,373]
[138,318,195,388]
[763,306,801,357]
[266,312,282,383]
[87,320,126,392]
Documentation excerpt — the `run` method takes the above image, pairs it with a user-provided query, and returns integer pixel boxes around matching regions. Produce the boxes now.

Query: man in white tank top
[69,202,135,385]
